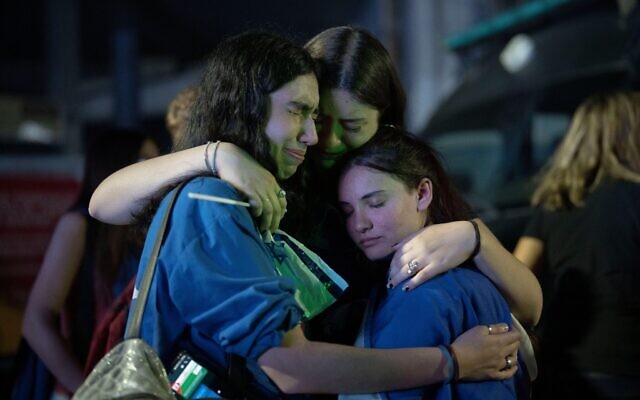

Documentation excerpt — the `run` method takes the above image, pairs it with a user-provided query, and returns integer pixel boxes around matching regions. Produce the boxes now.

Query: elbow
[88,192,105,221]
[21,307,40,345]
[531,288,543,327]
[514,289,543,328]
[526,279,544,327]
[267,375,309,395]
[87,199,99,220]
[258,341,322,394]
[259,363,312,394]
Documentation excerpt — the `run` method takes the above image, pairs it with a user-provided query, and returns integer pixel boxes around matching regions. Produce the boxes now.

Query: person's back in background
[514,91,640,400]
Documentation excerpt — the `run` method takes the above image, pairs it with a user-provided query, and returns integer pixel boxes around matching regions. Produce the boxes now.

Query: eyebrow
[339,117,367,124]
[338,190,386,207]
[289,101,318,114]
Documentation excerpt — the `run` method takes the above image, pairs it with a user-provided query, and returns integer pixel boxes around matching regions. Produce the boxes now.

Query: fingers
[489,365,518,380]
[249,188,287,233]
[260,190,286,233]
[486,323,510,335]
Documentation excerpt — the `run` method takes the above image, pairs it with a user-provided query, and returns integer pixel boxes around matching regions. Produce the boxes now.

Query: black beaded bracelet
[469,219,481,259]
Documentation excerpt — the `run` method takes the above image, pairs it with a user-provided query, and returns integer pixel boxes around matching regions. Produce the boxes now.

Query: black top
[524,179,640,376]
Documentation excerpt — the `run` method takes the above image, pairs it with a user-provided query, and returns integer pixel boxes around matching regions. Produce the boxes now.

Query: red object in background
[0,175,79,309]
[0,174,79,354]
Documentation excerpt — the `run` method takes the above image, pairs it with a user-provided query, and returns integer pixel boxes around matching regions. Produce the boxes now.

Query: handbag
[72,182,186,400]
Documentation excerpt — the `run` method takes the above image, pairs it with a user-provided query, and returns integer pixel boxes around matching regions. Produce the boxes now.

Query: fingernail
[387,281,394,289]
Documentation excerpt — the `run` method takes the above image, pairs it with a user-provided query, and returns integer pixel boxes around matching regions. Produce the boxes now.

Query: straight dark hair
[305,26,406,127]
[339,126,473,224]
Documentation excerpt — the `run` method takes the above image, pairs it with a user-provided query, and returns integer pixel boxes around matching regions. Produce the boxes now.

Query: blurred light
[17,120,55,144]
[500,33,535,74]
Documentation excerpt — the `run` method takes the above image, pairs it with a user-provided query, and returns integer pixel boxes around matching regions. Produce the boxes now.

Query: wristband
[204,141,221,177]
[438,345,456,384]
[444,344,460,382]
[469,219,481,259]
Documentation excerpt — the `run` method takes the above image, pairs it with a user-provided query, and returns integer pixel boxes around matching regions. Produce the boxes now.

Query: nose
[323,121,343,150]
[300,116,318,146]
[354,209,372,233]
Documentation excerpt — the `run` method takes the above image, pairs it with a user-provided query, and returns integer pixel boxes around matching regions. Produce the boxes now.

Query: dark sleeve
[522,207,546,240]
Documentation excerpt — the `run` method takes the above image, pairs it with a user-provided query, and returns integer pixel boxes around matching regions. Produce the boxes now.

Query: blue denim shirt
[131,177,303,396]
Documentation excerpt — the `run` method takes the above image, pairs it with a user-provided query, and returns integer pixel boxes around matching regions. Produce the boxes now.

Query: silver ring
[487,325,493,334]
[505,356,513,369]
[407,260,420,275]
[277,189,287,198]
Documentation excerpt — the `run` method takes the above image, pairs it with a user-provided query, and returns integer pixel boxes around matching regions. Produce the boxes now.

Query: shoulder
[181,176,240,198]
[597,179,640,201]
[170,176,246,218]
[158,177,258,243]
[401,265,497,304]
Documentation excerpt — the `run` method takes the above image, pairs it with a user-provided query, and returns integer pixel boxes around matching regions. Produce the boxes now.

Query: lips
[284,148,306,162]
[359,236,381,248]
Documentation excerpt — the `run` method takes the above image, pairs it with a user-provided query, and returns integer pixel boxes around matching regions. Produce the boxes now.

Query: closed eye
[339,203,353,217]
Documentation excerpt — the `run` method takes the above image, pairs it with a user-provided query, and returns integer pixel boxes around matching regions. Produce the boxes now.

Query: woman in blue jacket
[337,127,528,399]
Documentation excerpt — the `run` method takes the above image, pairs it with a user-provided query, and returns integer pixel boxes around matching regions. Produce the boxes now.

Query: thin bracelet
[444,344,460,382]
[204,141,221,176]
[204,141,213,174]
[438,345,455,384]
[469,219,481,259]
[210,140,221,177]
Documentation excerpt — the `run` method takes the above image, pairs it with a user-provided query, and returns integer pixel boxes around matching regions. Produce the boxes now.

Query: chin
[364,247,392,262]
[278,167,297,180]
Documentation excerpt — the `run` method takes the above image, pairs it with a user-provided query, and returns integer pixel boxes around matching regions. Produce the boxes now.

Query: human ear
[416,178,433,212]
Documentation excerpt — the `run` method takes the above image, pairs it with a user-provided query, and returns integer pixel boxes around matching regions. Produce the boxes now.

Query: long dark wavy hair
[305,26,406,127]
[338,126,473,225]
[178,31,317,175]
[140,32,318,235]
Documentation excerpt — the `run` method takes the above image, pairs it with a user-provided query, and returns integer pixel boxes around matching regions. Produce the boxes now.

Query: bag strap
[125,181,187,339]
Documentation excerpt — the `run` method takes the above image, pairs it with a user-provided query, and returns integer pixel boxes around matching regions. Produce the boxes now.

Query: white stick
[187,192,251,207]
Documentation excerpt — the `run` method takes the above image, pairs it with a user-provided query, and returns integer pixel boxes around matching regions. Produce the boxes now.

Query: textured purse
[72,183,186,400]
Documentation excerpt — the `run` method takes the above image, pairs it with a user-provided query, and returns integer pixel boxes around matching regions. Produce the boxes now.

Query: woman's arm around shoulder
[89,145,208,224]
[89,143,286,231]
[389,219,542,327]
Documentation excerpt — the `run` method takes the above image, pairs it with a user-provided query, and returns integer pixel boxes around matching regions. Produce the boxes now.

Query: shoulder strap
[125,181,187,339]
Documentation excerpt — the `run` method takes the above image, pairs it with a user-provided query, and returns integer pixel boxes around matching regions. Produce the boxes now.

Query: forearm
[23,311,84,392]
[258,327,447,394]
[89,145,208,224]
[473,219,542,326]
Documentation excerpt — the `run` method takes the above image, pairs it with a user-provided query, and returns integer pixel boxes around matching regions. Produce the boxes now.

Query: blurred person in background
[165,86,199,148]
[514,91,640,399]
[21,129,160,399]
